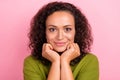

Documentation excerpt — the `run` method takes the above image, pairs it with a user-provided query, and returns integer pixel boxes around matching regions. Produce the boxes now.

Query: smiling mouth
[54,42,66,46]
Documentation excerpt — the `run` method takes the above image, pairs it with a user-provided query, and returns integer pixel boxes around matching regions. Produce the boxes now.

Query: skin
[42,11,80,80]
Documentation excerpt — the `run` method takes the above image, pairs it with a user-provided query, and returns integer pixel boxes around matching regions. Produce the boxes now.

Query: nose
[57,30,64,40]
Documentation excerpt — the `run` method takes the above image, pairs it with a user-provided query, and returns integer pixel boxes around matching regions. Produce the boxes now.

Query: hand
[61,43,80,64]
[42,43,60,63]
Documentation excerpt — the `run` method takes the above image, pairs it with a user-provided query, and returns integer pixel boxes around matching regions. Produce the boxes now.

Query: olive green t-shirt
[23,53,99,80]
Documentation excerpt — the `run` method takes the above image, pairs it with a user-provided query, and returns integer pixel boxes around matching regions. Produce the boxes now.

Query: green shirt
[23,53,99,80]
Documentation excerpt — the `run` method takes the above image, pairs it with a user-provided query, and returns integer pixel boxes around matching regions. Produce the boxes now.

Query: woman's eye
[65,28,72,32]
[49,28,56,32]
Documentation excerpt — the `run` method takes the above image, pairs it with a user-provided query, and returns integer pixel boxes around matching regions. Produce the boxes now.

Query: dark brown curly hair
[29,1,93,65]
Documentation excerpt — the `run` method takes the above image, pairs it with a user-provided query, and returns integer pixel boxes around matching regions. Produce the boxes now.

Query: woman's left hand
[61,43,80,64]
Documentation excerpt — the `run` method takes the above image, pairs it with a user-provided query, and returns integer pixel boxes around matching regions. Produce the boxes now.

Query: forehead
[47,11,74,19]
[46,11,75,26]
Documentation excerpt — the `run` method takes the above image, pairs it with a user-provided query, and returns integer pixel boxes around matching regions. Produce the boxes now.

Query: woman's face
[46,11,75,52]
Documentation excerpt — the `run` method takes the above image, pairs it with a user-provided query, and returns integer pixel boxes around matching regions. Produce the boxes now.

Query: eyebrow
[47,25,73,27]
[64,25,73,27]
[47,25,57,27]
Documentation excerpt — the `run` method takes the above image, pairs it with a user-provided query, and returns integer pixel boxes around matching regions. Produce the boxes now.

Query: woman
[23,1,99,80]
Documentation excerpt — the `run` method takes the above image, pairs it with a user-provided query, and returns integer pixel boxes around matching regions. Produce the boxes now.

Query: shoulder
[80,53,99,68]
[23,55,42,68]
[23,55,49,80]
[73,53,99,79]
[77,53,99,67]
[23,55,45,74]
[85,53,98,60]
[24,55,37,64]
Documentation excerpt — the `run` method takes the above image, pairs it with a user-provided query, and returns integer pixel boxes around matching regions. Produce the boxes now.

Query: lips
[54,42,66,46]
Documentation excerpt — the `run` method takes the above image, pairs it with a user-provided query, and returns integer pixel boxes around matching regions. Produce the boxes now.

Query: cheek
[66,33,75,42]
[46,34,50,42]
[46,34,55,43]
[46,36,51,43]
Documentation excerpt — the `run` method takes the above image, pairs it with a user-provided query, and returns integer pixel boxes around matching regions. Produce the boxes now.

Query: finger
[67,43,71,49]
[46,43,53,50]
[42,43,46,51]
[68,42,75,50]
[75,43,80,51]
[42,43,47,57]
[74,43,78,49]
[69,43,76,51]
[75,43,80,55]
[72,43,76,48]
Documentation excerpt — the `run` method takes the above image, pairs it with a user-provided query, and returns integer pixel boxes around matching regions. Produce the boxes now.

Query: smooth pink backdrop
[0,0,120,80]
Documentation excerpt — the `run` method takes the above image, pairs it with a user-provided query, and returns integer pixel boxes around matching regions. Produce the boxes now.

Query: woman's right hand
[42,43,60,63]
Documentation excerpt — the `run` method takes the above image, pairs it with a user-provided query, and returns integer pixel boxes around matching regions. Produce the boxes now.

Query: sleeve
[76,54,99,80]
[23,56,45,80]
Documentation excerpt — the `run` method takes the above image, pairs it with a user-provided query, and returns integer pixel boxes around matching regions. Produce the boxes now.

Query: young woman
[23,1,99,80]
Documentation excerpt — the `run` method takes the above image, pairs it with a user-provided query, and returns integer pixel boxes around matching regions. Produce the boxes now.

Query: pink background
[0,0,120,80]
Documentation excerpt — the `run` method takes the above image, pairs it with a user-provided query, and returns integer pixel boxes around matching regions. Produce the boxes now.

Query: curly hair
[28,1,93,65]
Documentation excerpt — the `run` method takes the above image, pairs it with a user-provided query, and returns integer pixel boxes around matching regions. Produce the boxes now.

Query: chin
[54,48,66,53]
